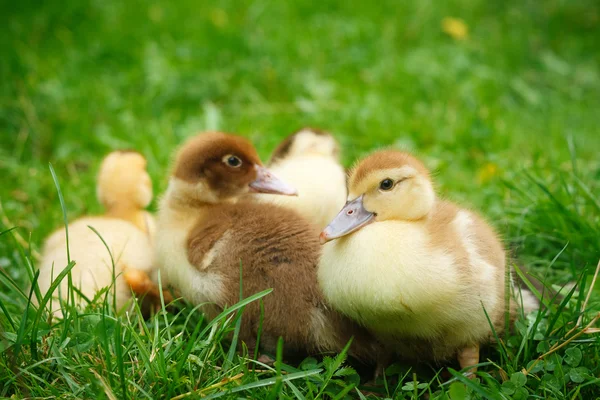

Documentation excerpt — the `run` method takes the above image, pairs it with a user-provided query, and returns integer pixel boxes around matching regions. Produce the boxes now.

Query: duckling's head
[167,131,297,205]
[270,128,340,163]
[320,150,435,243]
[97,150,153,211]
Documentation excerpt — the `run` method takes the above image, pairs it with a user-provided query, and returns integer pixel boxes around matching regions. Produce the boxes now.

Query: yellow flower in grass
[477,162,499,184]
[211,9,228,28]
[442,17,469,40]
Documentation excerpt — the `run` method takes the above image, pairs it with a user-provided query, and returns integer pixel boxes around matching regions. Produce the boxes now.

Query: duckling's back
[38,217,154,316]
[185,201,377,361]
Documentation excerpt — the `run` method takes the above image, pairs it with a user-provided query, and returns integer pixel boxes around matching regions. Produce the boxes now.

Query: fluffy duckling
[318,150,538,372]
[156,132,377,362]
[37,151,165,317]
[252,128,347,229]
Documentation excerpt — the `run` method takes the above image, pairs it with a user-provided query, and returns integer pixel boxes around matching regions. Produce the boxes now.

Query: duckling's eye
[379,178,394,191]
[223,155,242,168]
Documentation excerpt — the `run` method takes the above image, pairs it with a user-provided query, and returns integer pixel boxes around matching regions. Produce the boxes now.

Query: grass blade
[201,369,323,400]
[48,163,71,264]
[447,368,502,400]
[199,288,273,338]
[285,380,306,400]
[49,163,77,321]
[225,260,245,368]
[0,296,16,331]
[0,227,17,238]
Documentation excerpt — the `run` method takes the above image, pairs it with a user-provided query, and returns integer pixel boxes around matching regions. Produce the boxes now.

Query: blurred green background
[1,0,599,281]
[1,1,600,398]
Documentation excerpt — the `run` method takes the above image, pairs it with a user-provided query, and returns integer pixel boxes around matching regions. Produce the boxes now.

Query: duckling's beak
[320,195,375,244]
[249,165,298,196]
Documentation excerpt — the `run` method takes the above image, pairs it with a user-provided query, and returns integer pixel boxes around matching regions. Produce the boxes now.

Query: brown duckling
[155,131,378,362]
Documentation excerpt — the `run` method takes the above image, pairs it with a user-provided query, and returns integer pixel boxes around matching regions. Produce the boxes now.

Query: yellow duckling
[37,151,166,317]
[318,150,538,372]
[252,128,347,229]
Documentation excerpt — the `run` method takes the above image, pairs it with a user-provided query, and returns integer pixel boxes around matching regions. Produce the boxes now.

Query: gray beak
[320,195,375,244]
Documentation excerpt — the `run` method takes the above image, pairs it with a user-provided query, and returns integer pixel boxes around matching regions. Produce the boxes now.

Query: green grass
[1,0,599,398]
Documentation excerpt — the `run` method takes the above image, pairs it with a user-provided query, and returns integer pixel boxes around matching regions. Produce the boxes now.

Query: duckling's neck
[157,189,215,237]
[162,180,219,212]
[403,207,434,222]
[163,194,212,215]
[398,188,437,222]
[105,203,150,234]
[163,177,228,210]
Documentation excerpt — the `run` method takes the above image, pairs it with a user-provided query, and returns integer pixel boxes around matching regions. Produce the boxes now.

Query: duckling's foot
[124,268,153,295]
[462,371,476,380]
[369,353,393,384]
[457,344,479,378]
[257,354,275,366]
[373,361,386,382]
[124,268,175,314]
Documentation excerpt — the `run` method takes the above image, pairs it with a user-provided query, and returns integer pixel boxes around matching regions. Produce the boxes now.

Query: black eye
[379,178,394,191]
[224,155,242,168]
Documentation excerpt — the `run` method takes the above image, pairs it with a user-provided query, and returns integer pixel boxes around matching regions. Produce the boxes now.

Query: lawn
[1,0,599,398]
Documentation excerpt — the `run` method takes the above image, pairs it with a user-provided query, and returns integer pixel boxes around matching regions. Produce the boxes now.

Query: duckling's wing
[186,209,232,270]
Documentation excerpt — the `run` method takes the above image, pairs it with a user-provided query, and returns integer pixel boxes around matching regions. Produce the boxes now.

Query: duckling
[37,151,166,317]
[318,150,538,372]
[96,150,155,236]
[156,131,378,362]
[252,128,347,229]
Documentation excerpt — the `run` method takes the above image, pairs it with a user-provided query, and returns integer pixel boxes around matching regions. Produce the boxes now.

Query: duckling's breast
[318,220,464,335]
[200,202,322,286]
[155,205,226,308]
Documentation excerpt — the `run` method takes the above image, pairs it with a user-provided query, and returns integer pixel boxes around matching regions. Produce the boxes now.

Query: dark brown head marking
[269,127,334,164]
[173,131,263,198]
